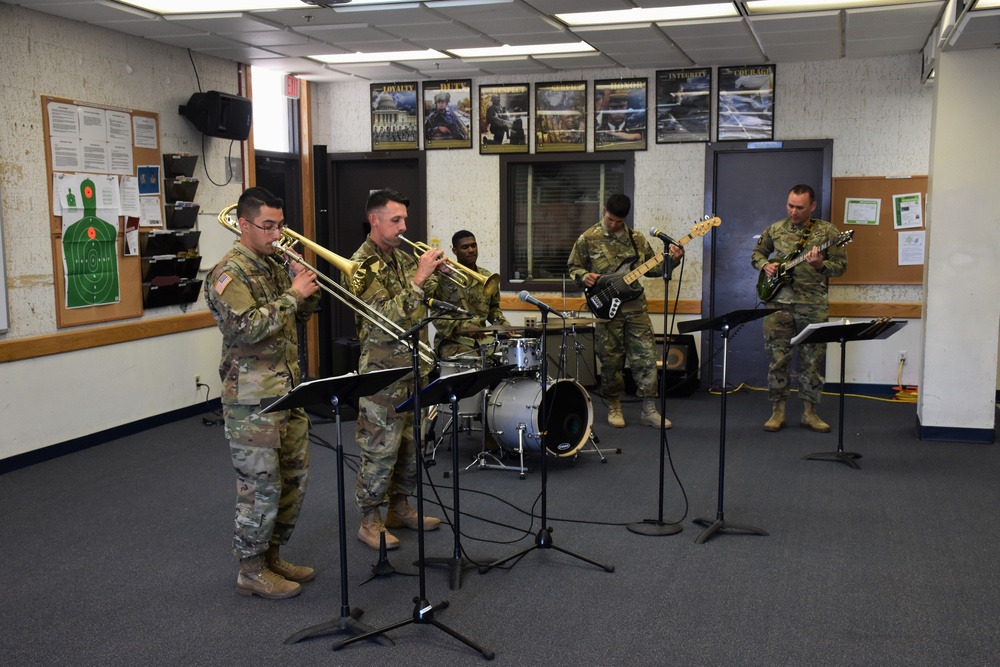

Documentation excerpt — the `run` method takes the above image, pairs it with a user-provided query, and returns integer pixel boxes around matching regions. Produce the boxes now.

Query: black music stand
[334,319,494,660]
[264,368,412,647]
[791,318,906,469]
[678,308,775,545]
[398,363,515,590]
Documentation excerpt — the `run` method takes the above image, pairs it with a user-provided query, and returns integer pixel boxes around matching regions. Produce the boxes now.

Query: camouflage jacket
[348,237,438,376]
[567,221,664,313]
[433,265,508,352]
[751,217,848,304]
[204,241,320,405]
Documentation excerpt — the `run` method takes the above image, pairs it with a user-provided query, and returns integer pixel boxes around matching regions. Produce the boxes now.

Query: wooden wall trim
[0,312,216,363]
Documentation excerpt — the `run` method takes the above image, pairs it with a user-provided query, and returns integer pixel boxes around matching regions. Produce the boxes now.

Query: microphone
[649,227,679,247]
[424,297,471,317]
[518,290,567,319]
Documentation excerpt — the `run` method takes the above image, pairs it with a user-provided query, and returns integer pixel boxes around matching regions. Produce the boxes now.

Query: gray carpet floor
[3,388,999,666]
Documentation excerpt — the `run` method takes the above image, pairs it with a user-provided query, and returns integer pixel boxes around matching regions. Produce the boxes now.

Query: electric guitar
[584,217,721,320]
[756,229,854,302]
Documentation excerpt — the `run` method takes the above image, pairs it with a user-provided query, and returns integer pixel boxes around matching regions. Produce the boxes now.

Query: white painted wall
[918,47,1000,430]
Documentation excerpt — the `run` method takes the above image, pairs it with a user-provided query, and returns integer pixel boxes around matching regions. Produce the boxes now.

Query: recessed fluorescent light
[745,0,938,14]
[448,42,596,58]
[556,3,737,26]
[312,49,449,64]
[118,0,304,13]
[972,0,1000,9]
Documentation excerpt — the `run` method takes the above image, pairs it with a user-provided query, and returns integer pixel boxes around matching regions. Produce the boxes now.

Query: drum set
[431,317,605,474]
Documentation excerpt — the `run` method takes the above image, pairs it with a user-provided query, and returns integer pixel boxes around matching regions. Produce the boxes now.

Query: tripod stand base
[420,555,484,590]
[334,597,494,659]
[481,527,615,574]
[804,450,862,469]
[627,519,683,536]
[284,608,394,646]
[692,517,769,545]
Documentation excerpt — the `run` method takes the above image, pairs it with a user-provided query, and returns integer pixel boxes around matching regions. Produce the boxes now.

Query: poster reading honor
[535,81,587,153]
[422,80,472,150]
[655,68,712,143]
[479,84,529,154]
[594,78,647,151]
[370,83,418,151]
[717,65,775,141]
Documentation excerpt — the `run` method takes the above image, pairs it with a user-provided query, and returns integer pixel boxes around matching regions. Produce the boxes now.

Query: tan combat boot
[607,397,625,428]
[640,399,672,429]
[763,400,786,432]
[358,508,400,550]
[385,494,441,531]
[801,402,831,433]
[264,544,316,583]
[236,554,301,599]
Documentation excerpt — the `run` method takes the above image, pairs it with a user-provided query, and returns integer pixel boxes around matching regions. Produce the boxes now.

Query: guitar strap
[790,217,816,259]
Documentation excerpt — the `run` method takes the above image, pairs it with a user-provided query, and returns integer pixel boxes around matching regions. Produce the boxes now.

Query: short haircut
[789,184,816,202]
[237,186,283,222]
[452,229,475,247]
[605,193,631,218]
[366,188,410,216]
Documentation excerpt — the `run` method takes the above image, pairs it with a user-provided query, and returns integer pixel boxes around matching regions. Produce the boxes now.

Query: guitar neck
[621,231,697,285]
[783,235,839,271]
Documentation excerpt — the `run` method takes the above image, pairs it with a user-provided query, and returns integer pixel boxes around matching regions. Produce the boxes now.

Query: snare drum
[438,356,485,417]
[498,338,541,372]
[485,377,593,457]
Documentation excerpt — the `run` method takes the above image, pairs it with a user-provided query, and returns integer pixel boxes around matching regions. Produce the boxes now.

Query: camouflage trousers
[595,309,658,398]
[763,303,829,404]
[354,379,421,514]
[223,404,310,560]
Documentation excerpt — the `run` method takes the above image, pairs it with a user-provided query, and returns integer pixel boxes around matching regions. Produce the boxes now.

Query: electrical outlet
[194,374,201,388]
[898,350,907,363]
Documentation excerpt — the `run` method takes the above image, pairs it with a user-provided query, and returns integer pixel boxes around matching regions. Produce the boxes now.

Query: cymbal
[462,324,525,334]
[529,317,608,330]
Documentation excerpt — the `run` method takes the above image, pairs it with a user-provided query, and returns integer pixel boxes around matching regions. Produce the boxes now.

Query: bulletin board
[42,95,162,328]
[829,175,926,285]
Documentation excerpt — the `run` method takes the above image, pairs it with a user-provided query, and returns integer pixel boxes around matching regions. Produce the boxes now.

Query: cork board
[830,175,926,285]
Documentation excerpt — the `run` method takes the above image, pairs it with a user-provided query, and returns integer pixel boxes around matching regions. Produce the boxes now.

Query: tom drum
[438,355,485,417]
[498,338,541,372]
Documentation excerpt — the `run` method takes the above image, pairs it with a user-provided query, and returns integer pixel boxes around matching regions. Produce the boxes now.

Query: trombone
[398,236,500,297]
[216,205,436,366]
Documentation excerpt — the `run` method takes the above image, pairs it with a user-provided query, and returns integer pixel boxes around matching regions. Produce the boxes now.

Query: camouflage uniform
[204,241,321,560]
[349,237,438,514]
[433,265,509,359]
[567,221,667,399]
[751,217,848,404]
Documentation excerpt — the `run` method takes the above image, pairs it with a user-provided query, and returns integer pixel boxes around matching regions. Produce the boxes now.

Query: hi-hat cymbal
[525,317,608,330]
[462,324,525,335]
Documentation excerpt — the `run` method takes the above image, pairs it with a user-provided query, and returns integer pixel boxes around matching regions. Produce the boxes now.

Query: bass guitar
[584,217,721,320]
[756,229,854,302]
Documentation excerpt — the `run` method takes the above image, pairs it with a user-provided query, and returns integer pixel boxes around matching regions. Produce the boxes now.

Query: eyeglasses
[245,220,286,234]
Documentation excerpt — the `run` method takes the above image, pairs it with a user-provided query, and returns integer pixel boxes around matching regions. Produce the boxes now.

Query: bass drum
[485,377,593,457]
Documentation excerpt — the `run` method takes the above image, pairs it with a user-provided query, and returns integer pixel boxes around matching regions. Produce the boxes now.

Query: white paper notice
[78,107,108,141]
[133,116,158,149]
[120,175,141,218]
[141,196,163,227]
[893,193,923,229]
[106,110,132,144]
[82,140,110,173]
[898,230,925,266]
[50,137,83,171]
[844,198,880,226]
[108,142,133,175]
[47,101,80,137]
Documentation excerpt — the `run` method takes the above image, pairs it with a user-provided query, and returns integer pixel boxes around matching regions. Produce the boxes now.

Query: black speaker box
[179,91,252,141]
[621,333,699,397]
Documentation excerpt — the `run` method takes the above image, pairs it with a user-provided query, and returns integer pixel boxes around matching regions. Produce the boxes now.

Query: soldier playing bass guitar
[751,184,850,434]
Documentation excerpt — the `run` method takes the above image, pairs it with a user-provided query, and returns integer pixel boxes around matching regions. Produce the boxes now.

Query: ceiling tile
[164,13,284,33]
[660,18,764,66]
[944,11,1000,51]
[751,11,843,62]
[221,29,313,47]
[14,0,155,23]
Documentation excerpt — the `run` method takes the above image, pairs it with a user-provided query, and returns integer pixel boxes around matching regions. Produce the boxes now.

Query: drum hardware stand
[261,368,411,648]
[335,318,494,660]
[482,308,614,576]
[678,308,774,545]
[419,363,511,589]
[464,423,530,477]
[579,430,618,463]
[793,318,905,469]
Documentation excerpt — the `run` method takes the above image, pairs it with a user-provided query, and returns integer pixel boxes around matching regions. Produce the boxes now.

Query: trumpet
[216,205,436,366]
[398,236,500,297]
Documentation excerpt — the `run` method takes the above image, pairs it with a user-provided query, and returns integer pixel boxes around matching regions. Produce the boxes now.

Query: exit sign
[284,75,300,99]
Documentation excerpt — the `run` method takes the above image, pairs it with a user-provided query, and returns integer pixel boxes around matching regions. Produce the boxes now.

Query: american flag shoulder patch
[214,273,233,294]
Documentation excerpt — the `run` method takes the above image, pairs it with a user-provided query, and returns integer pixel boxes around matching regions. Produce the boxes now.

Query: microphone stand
[482,307,614,574]
[628,244,683,536]
[335,316,493,660]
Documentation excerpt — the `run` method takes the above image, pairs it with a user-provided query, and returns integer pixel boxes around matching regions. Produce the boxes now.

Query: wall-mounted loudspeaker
[179,91,252,141]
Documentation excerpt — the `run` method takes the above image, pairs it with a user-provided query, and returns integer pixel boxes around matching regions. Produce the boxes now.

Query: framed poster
[655,67,712,143]
[479,84,529,154]
[717,64,775,141]
[594,78,647,151]
[422,80,473,150]
[370,82,418,151]
[535,81,587,153]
